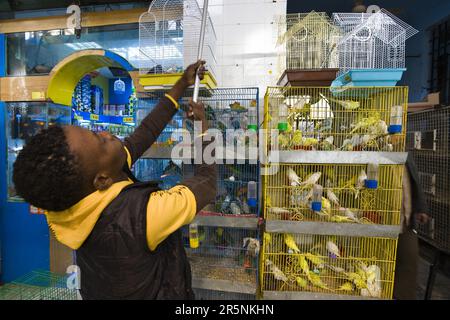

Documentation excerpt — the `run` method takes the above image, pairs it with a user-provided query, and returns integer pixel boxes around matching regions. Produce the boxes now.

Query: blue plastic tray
[330,68,406,97]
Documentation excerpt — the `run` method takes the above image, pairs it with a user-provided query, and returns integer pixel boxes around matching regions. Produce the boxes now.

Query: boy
[12,60,217,299]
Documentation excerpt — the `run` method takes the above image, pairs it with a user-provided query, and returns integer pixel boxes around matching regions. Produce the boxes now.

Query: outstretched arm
[124,60,206,165]
[145,100,217,251]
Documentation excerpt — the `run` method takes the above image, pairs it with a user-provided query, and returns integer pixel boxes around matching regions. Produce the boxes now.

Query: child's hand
[181,60,206,87]
[187,99,208,133]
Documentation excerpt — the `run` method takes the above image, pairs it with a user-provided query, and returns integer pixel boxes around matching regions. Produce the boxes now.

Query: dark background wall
[288,0,450,102]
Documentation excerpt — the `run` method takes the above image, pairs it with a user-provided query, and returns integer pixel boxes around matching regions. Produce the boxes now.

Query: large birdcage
[182,224,260,296]
[139,0,217,78]
[132,158,183,190]
[277,11,341,72]
[406,107,450,252]
[183,162,260,216]
[333,9,418,75]
[136,88,259,157]
[0,270,79,300]
[264,86,409,155]
[260,232,397,299]
[264,163,403,226]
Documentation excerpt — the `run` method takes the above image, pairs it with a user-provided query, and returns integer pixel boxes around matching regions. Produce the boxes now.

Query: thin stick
[193,0,209,102]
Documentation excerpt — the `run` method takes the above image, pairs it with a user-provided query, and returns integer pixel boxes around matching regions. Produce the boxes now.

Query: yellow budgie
[304,253,325,268]
[284,233,300,253]
[296,276,308,289]
[336,282,354,292]
[297,254,310,277]
[308,273,332,290]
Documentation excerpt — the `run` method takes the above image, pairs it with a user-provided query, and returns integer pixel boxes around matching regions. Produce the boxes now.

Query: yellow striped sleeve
[164,93,179,109]
[124,146,132,169]
[146,185,197,251]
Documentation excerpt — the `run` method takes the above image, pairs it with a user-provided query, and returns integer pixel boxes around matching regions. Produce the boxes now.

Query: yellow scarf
[45,180,133,250]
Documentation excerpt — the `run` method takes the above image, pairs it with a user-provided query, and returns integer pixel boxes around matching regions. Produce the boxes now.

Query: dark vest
[76,182,194,300]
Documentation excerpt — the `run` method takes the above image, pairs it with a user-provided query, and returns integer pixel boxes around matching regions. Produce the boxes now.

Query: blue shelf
[72,111,135,125]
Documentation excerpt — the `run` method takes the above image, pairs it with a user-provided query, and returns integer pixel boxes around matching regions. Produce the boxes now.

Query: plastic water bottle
[311,184,323,212]
[278,103,288,132]
[189,223,199,249]
[365,163,379,189]
[388,105,403,134]
[247,181,257,207]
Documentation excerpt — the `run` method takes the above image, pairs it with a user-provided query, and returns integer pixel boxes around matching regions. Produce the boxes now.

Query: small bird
[297,254,311,277]
[326,240,341,258]
[325,264,346,273]
[278,133,290,149]
[320,136,335,150]
[308,273,332,290]
[291,131,303,147]
[265,259,288,283]
[336,282,354,292]
[284,233,300,253]
[319,93,360,110]
[304,253,325,268]
[326,188,340,207]
[230,202,241,215]
[296,276,308,288]
[300,172,322,187]
[287,167,301,186]
[343,208,360,222]
[355,169,367,199]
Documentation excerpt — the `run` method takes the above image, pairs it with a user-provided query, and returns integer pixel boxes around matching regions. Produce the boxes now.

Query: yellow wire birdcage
[264,86,408,153]
[260,232,397,299]
[264,163,403,226]
[276,11,341,73]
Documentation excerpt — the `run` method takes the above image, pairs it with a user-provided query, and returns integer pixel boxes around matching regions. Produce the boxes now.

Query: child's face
[63,125,127,191]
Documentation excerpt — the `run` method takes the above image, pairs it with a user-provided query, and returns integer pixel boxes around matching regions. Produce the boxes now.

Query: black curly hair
[13,125,88,211]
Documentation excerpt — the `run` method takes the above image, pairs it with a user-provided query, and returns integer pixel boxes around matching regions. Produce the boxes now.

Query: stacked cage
[136,88,261,299]
[276,11,341,87]
[261,86,408,299]
[277,11,341,71]
[332,9,418,87]
[0,270,79,300]
[138,0,217,85]
[407,107,450,253]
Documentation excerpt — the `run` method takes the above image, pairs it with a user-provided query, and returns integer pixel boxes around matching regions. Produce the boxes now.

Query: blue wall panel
[0,33,49,282]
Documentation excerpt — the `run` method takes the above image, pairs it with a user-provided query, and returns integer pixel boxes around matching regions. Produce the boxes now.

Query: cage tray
[331,68,406,89]
[277,69,339,87]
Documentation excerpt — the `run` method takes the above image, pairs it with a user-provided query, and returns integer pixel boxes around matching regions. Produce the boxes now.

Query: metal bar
[193,215,259,229]
[424,249,441,300]
[268,151,408,164]
[192,278,257,294]
[262,291,382,300]
[193,0,209,103]
[266,221,401,238]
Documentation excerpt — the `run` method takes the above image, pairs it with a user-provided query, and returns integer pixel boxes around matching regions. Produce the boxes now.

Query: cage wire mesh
[333,9,418,75]
[406,107,450,252]
[0,270,78,300]
[264,86,408,153]
[264,163,403,226]
[183,162,259,216]
[139,0,217,77]
[132,158,183,189]
[193,288,256,300]
[276,11,341,72]
[182,226,259,289]
[261,232,397,299]
[135,88,259,151]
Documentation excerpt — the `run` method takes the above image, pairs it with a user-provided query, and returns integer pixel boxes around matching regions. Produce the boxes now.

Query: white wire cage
[277,11,341,72]
[139,0,217,77]
[333,8,418,75]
